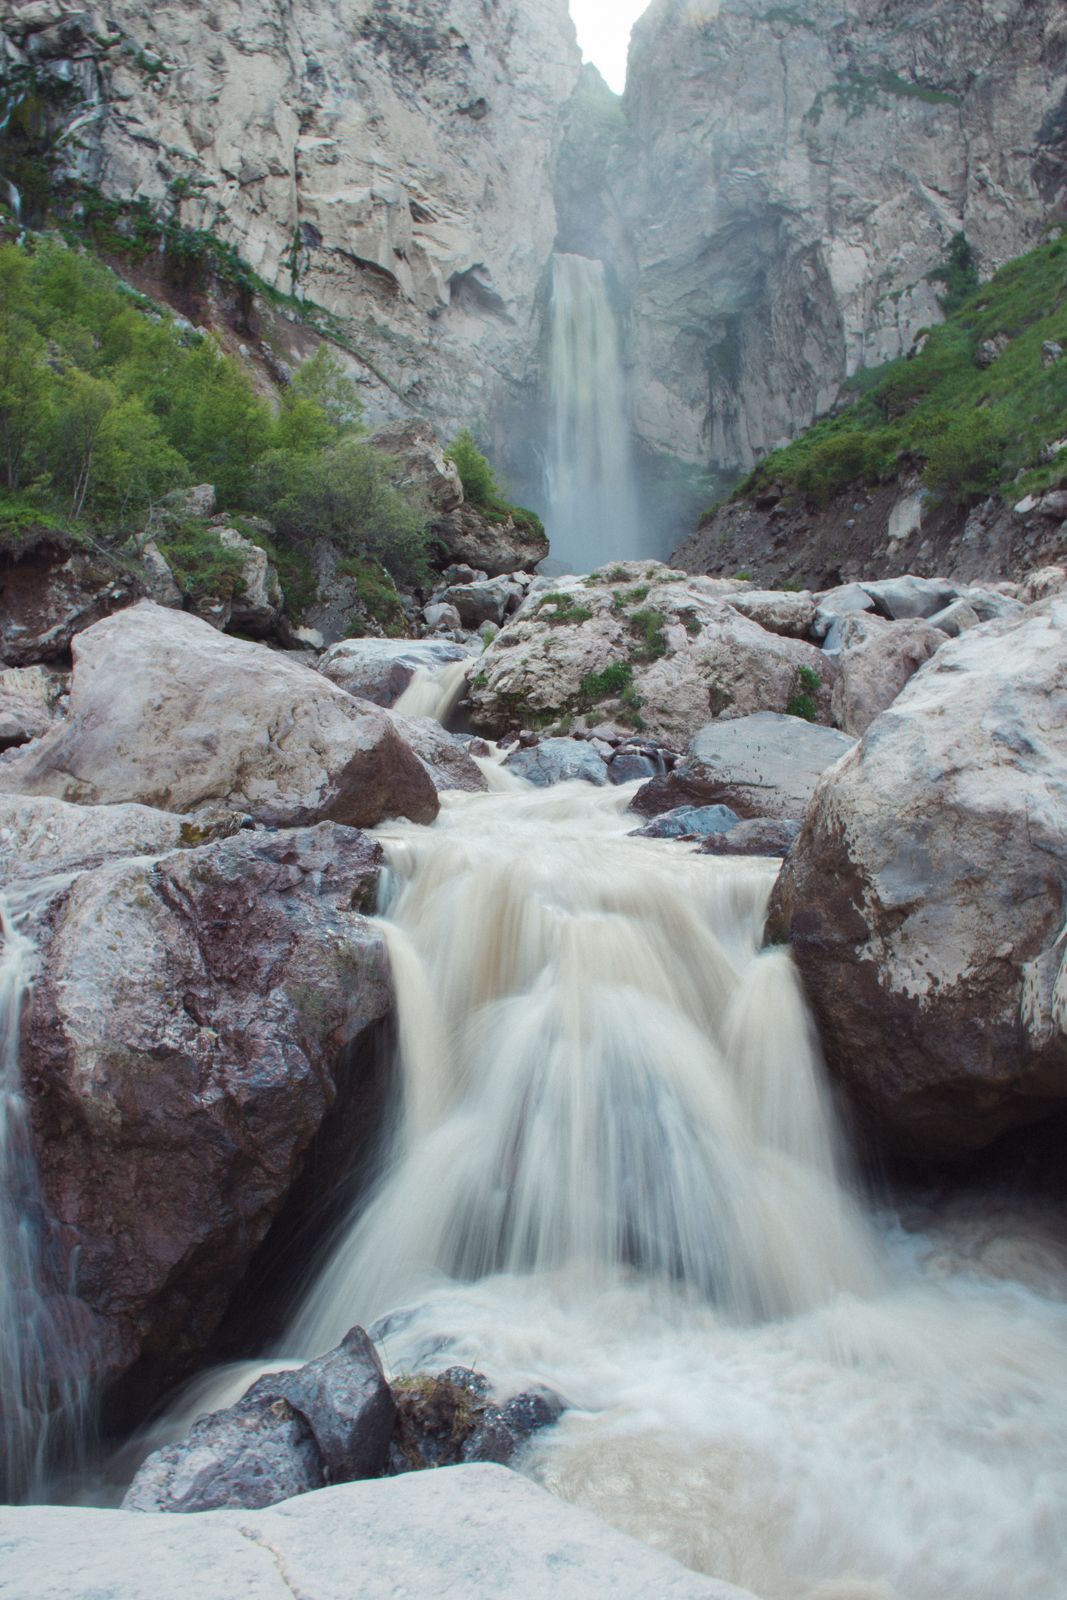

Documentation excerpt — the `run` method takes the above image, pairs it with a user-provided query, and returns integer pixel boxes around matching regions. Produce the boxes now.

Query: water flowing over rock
[2,1465,756,1599]
[770,598,1067,1160]
[619,0,1065,476]
[317,637,472,709]
[0,602,439,828]
[18,824,391,1404]
[545,254,643,569]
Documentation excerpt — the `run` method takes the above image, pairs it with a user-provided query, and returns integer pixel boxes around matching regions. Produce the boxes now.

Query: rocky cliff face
[617,0,1066,477]
[4,0,580,442]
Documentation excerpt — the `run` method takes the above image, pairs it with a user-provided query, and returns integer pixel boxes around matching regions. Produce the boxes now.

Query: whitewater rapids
[156,779,1067,1600]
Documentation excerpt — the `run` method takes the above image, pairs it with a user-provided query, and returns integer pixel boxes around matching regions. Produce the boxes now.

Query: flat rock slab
[687,713,856,817]
[0,1465,758,1600]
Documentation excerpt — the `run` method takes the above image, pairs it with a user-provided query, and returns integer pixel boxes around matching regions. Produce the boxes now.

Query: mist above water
[545,253,645,569]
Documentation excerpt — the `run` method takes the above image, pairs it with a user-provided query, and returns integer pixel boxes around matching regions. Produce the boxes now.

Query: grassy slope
[732,235,1067,513]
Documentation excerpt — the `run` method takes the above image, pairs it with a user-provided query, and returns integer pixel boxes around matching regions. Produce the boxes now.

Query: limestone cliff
[2,0,580,443]
[616,0,1066,477]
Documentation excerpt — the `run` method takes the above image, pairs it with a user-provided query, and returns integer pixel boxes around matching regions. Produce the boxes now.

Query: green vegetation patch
[155,518,246,601]
[736,234,1067,510]
[627,608,668,662]
[444,428,544,541]
[537,591,593,625]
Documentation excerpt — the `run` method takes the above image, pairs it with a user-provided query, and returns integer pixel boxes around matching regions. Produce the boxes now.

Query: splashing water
[545,253,645,568]
[137,780,1067,1597]
[0,883,90,1501]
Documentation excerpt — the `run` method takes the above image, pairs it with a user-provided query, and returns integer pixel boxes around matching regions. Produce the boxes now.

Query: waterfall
[129,780,1067,1599]
[0,884,89,1501]
[393,659,470,724]
[545,253,644,570]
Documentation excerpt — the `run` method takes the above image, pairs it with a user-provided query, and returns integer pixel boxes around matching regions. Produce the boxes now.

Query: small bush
[578,661,634,707]
[628,608,668,661]
[786,692,818,722]
[797,665,822,693]
[155,518,247,601]
[538,592,593,625]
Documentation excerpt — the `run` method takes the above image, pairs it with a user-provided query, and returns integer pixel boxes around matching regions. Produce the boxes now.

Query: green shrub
[628,608,668,661]
[444,428,545,540]
[578,661,634,707]
[336,554,409,637]
[786,692,818,722]
[797,665,822,693]
[537,591,593,625]
[155,518,247,601]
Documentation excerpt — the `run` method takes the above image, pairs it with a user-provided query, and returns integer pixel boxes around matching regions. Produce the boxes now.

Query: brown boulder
[22,824,392,1399]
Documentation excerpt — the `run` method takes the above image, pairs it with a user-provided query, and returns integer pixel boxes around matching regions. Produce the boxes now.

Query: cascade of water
[545,253,645,569]
[289,782,880,1349]
[393,659,470,724]
[127,782,1067,1598]
[0,883,89,1501]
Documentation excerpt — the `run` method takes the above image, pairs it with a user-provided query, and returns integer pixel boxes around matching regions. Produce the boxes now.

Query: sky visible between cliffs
[569,0,649,92]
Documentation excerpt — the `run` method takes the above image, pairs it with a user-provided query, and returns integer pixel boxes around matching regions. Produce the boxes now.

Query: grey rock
[609,750,660,783]
[632,804,740,841]
[927,599,981,636]
[812,584,876,643]
[830,613,946,735]
[125,1328,396,1511]
[386,712,489,793]
[769,596,1067,1162]
[442,579,510,629]
[0,664,67,750]
[700,817,801,858]
[684,712,856,818]
[859,575,959,621]
[424,601,463,631]
[503,737,609,788]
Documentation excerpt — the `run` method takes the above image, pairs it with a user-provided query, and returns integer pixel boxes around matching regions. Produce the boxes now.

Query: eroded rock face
[466,564,833,745]
[620,0,1065,476]
[29,0,581,443]
[0,602,439,828]
[770,599,1067,1162]
[22,824,391,1396]
[0,538,140,665]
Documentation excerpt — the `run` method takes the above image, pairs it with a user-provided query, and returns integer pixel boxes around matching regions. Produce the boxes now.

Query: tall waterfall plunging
[545,253,644,569]
[162,775,1067,1600]
[0,884,88,1501]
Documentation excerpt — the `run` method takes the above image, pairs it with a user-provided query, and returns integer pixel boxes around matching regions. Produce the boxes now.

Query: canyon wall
[3,0,580,445]
[617,0,1067,476]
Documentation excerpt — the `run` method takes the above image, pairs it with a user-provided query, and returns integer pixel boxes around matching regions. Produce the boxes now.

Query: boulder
[769,598,1067,1161]
[371,418,464,515]
[700,817,801,858]
[859,574,959,620]
[926,599,980,636]
[215,525,283,635]
[433,503,549,577]
[830,613,946,735]
[125,1328,396,1512]
[0,536,139,665]
[608,750,661,783]
[139,540,183,609]
[725,589,816,639]
[423,601,463,632]
[318,638,470,708]
[386,712,489,793]
[633,713,855,820]
[811,582,876,645]
[0,793,189,878]
[0,663,67,750]
[467,565,834,746]
[1,1465,755,1600]
[442,578,512,628]
[503,737,609,787]
[389,1367,563,1475]
[0,603,439,829]
[1021,565,1067,604]
[632,804,740,841]
[22,825,391,1396]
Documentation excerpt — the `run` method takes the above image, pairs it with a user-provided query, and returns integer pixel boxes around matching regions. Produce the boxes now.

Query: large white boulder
[771,598,1067,1160]
[830,612,946,735]
[0,603,438,829]
[0,1464,758,1600]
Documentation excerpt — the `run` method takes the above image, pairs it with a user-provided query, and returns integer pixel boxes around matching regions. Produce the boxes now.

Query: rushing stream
[160,775,1067,1600]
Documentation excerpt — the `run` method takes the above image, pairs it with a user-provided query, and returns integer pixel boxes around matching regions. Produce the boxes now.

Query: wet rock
[608,750,660,784]
[3,1464,752,1600]
[0,793,187,878]
[318,638,471,708]
[125,1328,396,1511]
[0,602,439,829]
[503,737,609,787]
[770,597,1067,1162]
[632,804,740,841]
[22,825,391,1395]
[389,1369,564,1475]
[699,817,801,858]
[830,613,946,735]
